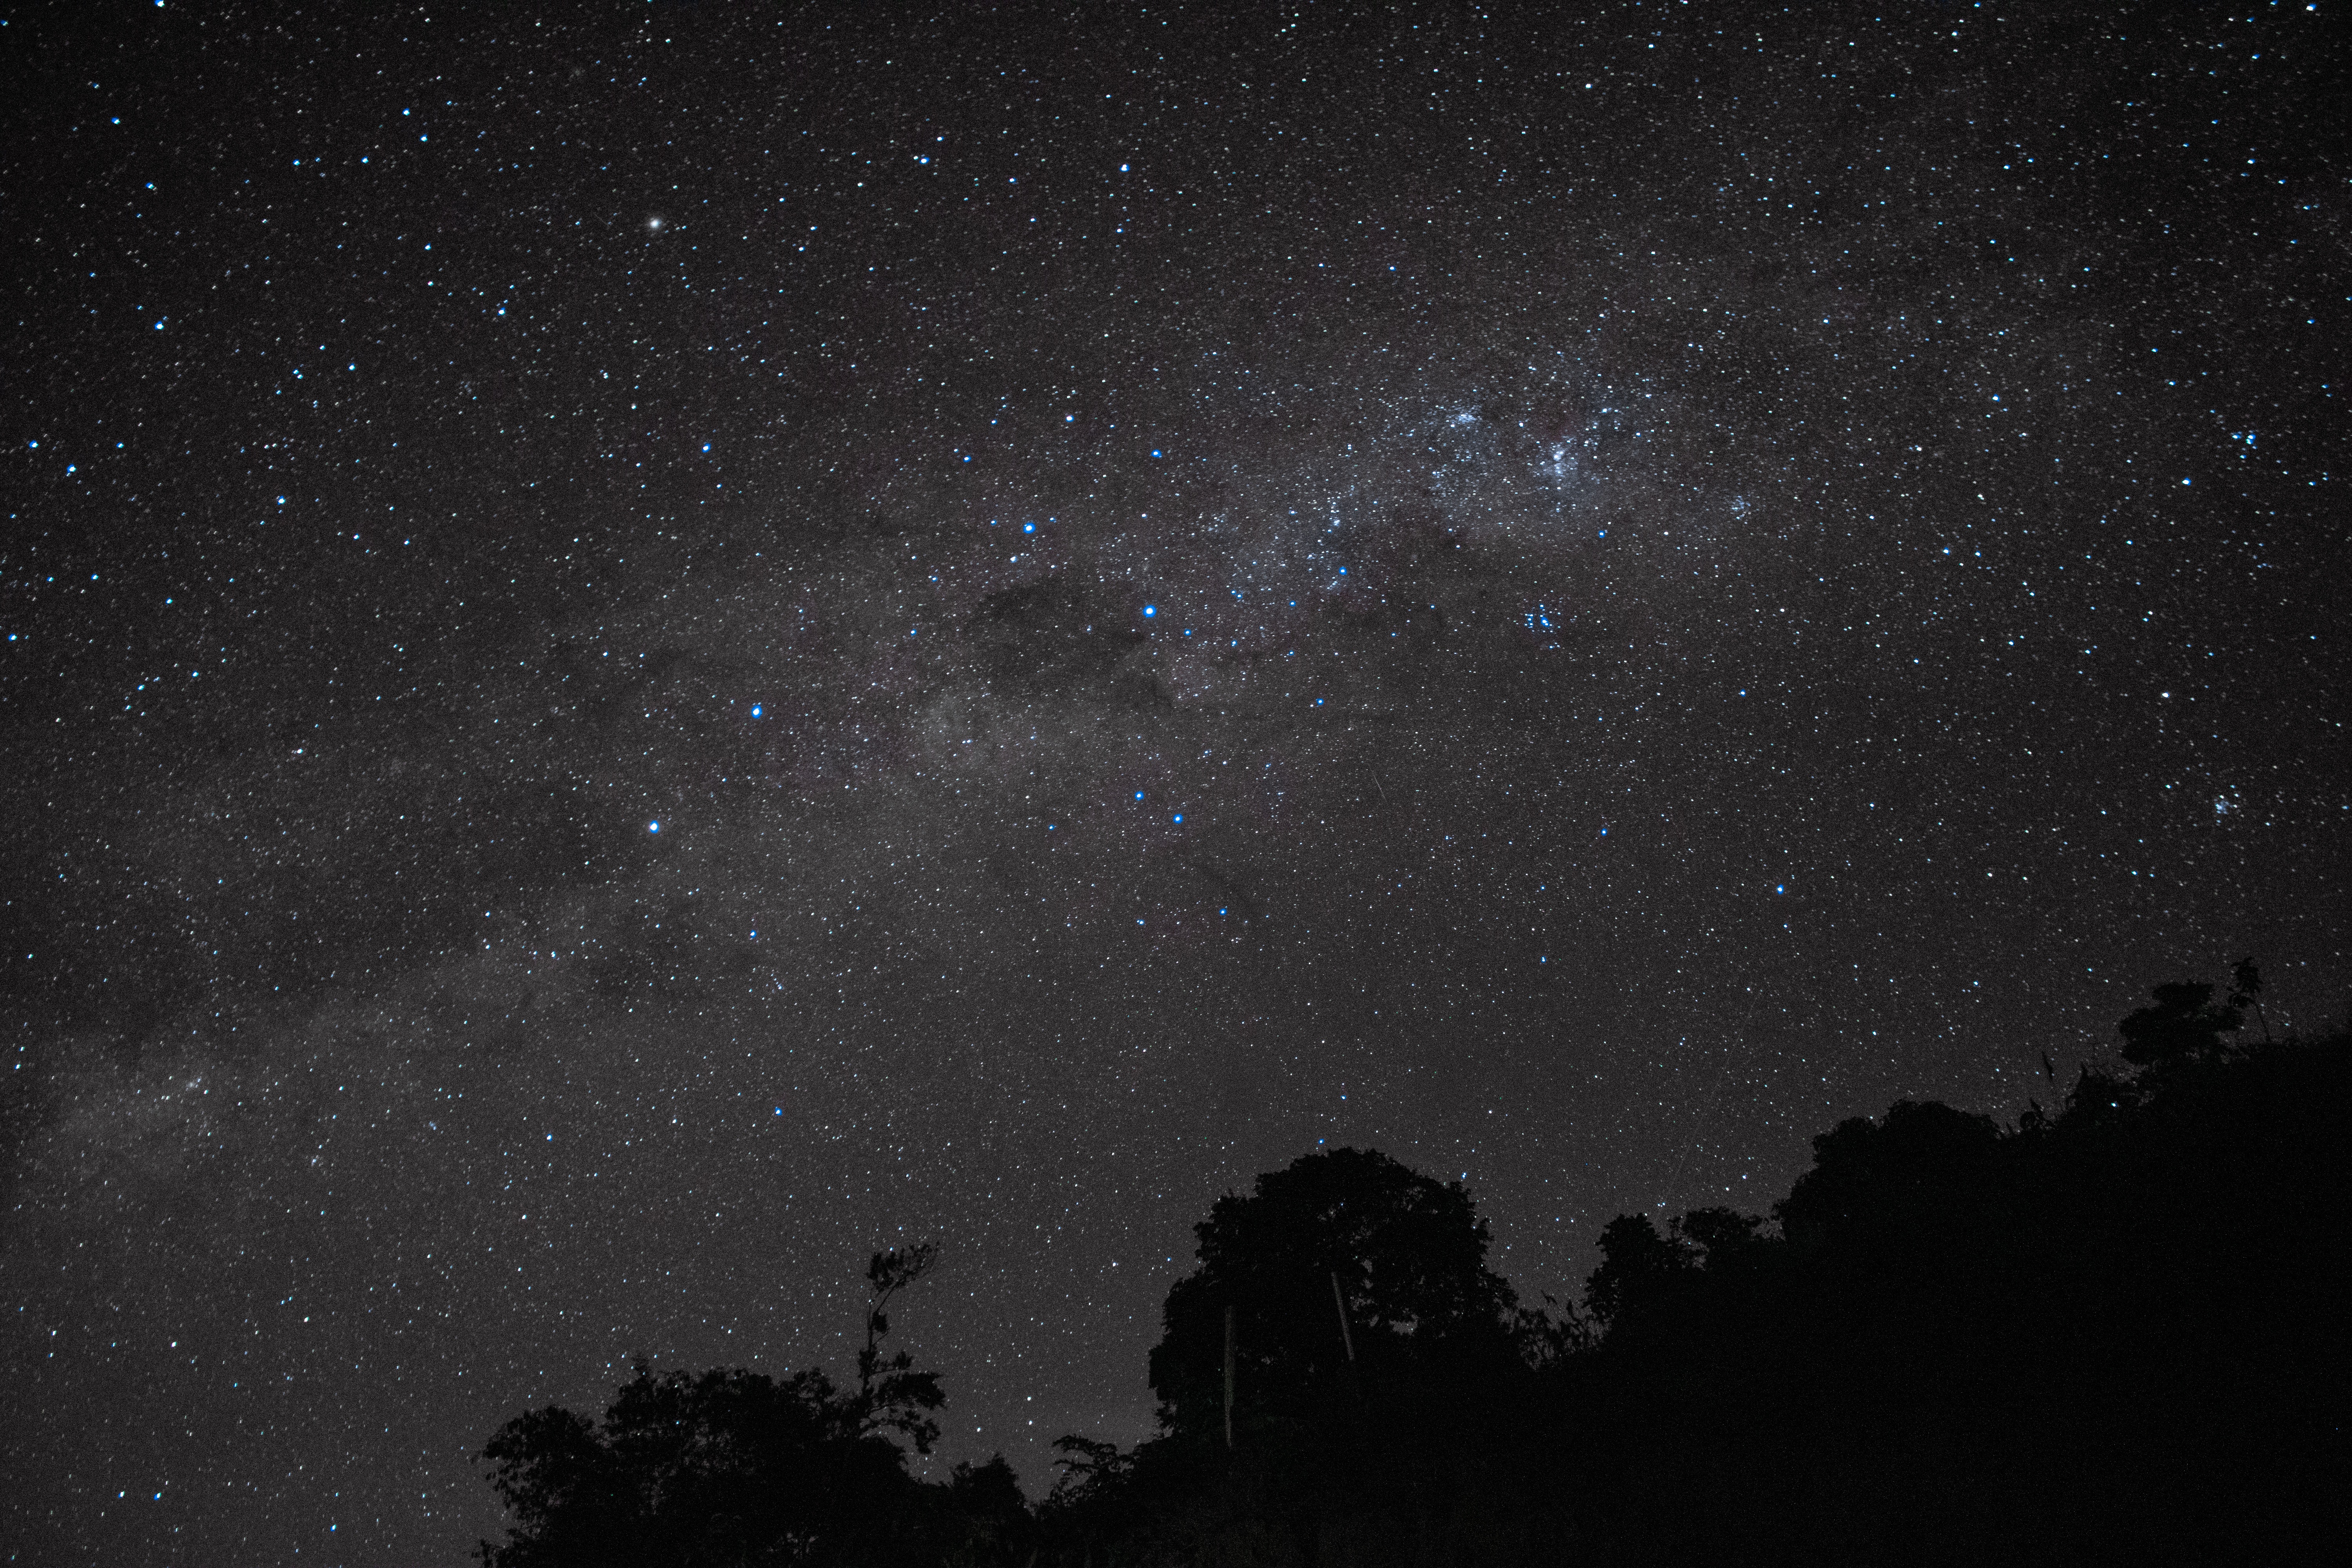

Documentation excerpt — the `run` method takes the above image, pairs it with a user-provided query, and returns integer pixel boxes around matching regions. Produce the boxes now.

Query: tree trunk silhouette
[1223,1304,1236,1450]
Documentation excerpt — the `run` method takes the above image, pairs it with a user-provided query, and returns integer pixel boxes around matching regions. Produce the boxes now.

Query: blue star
[1142,604,1157,617]
[648,820,661,833]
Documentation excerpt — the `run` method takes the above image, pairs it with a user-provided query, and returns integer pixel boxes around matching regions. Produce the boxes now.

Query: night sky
[4,1,2346,1561]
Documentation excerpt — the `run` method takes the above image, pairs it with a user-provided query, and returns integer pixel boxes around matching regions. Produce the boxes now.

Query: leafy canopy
[1147,1146,1518,1442]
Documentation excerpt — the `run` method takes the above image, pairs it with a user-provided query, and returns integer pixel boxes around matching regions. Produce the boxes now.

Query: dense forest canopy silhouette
[479,972,2347,1566]
[1147,1146,1524,1450]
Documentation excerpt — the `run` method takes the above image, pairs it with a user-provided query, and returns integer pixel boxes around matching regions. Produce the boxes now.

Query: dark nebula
[4,2,2344,1561]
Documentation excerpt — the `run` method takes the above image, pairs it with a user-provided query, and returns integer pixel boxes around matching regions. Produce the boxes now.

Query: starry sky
[4,1,2346,1561]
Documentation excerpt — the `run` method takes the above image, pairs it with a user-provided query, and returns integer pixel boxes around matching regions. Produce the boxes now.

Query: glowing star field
[3,3,2343,1562]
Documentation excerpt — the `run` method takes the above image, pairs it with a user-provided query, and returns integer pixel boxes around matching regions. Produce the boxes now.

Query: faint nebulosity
[2,2,2343,1561]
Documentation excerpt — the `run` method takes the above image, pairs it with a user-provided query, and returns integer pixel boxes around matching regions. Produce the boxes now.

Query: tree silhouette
[1671,1204,1764,1264]
[1044,1434,1132,1506]
[940,1455,1033,1568]
[2229,956,2273,1042]
[1773,1098,2001,1245]
[1548,1005,2349,1567]
[1580,1214,1690,1331]
[1146,1146,1519,1446]
[476,1363,916,1568]
[855,1243,945,1454]
[2116,978,2243,1065]
[476,1249,948,1568]
[477,979,2349,1568]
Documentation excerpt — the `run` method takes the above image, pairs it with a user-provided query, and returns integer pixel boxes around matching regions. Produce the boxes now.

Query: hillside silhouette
[478,975,2348,1566]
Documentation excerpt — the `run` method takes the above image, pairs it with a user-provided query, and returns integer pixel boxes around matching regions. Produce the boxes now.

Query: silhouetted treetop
[942,1455,1032,1568]
[474,978,2347,1568]
[1672,1205,1765,1265]
[476,1247,953,1568]
[1557,1016,2349,1566]
[1148,1146,1517,1444]
[477,1363,913,1568]
[1773,1098,2001,1245]
[855,1243,944,1454]
[1045,1434,1132,1507]
[2228,957,2274,1041]
[2118,978,2246,1065]
[1581,1206,1767,1333]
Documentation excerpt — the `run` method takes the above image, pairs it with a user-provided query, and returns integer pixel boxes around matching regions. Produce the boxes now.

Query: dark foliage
[1041,980,2347,1567]
[477,1363,919,1568]
[1539,1002,2349,1566]
[476,1248,994,1568]
[1147,1146,1523,1450]
[1069,1147,1563,1567]
[2116,979,2244,1064]
[855,1244,946,1455]
[482,977,2348,1567]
